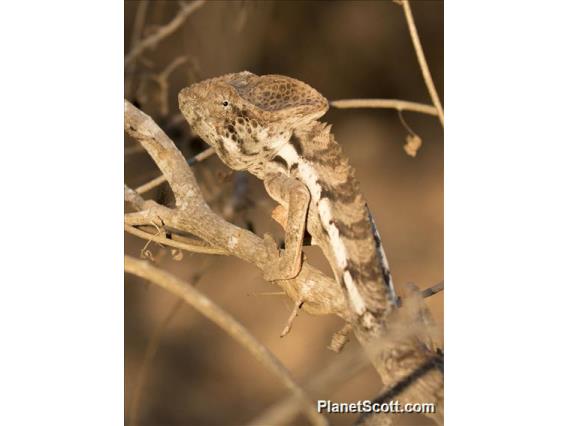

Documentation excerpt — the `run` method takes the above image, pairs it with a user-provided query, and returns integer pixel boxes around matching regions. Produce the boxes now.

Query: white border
[1,1,568,424]
[0,2,123,424]
[446,1,568,424]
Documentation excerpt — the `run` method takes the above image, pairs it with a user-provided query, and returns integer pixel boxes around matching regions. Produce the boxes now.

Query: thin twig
[125,0,150,98]
[125,145,146,157]
[331,99,437,116]
[248,291,286,297]
[398,0,444,126]
[124,255,328,426]
[125,0,206,66]
[280,301,303,338]
[124,185,146,211]
[125,223,228,255]
[134,147,215,195]
[421,281,444,299]
[130,0,149,53]
[152,56,189,116]
[188,146,216,165]
[134,174,167,195]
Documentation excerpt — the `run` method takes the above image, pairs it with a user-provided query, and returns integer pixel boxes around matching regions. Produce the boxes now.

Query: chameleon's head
[178,71,329,171]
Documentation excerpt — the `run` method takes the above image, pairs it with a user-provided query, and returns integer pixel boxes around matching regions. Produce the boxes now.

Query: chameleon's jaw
[179,89,207,134]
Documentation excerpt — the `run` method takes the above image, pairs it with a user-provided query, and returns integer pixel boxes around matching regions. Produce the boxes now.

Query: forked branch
[125,0,206,66]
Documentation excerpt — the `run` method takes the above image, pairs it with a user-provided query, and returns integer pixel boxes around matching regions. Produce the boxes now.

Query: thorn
[280,300,303,337]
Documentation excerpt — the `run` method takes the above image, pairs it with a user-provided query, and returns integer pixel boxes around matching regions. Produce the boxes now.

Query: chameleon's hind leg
[262,172,310,282]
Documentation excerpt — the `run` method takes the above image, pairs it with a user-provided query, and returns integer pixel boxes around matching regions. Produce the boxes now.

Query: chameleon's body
[179,71,396,329]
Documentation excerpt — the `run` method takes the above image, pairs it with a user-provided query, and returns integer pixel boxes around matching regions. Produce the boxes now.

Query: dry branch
[331,99,437,116]
[125,0,206,66]
[134,174,168,195]
[124,223,228,255]
[125,0,150,98]
[129,0,149,53]
[421,281,444,299]
[124,255,328,426]
[124,184,146,210]
[152,56,189,116]
[125,144,146,157]
[398,0,444,126]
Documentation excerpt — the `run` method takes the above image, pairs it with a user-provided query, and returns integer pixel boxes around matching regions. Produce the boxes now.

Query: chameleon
[178,71,397,331]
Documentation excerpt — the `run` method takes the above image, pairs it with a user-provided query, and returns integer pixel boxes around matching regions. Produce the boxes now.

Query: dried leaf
[403,134,422,157]
[171,248,183,261]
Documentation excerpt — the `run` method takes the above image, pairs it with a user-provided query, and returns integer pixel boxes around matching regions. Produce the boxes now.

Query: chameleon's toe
[262,234,282,281]
[262,234,281,258]
[262,234,302,281]
[262,261,300,282]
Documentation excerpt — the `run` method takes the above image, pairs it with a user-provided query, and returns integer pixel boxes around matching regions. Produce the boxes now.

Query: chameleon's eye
[222,100,229,107]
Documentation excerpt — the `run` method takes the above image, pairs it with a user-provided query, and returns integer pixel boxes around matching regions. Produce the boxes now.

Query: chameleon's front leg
[262,172,310,281]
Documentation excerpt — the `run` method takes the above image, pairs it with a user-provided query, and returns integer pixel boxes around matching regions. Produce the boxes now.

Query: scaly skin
[179,71,396,330]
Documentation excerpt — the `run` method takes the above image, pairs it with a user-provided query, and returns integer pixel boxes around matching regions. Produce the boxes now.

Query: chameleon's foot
[262,234,302,281]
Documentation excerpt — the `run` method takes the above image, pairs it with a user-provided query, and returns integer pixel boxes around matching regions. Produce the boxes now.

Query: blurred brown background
[125,1,443,425]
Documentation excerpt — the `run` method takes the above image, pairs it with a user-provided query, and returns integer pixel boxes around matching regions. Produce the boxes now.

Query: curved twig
[124,255,328,426]
[398,0,444,126]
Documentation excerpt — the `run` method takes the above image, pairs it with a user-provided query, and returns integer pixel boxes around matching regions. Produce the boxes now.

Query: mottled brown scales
[302,135,386,313]
[179,71,395,327]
